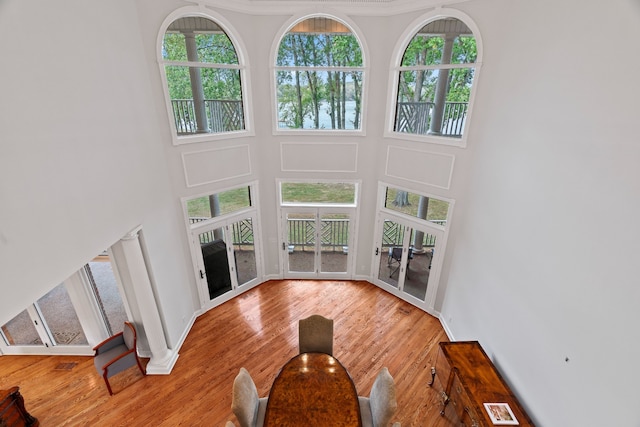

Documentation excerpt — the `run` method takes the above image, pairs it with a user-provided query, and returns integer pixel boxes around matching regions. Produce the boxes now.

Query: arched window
[393,16,479,143]
[275,16,364,131]
[160,16,246,140]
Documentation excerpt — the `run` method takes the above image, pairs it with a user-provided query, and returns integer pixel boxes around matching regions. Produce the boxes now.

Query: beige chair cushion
[256,397,267,427]
[359,367,397,427]
[298,314,334,355]
[359,396,374,427]
[232,368,259,427]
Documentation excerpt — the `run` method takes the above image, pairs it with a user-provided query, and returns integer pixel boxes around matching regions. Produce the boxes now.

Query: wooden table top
[264,352,362,427]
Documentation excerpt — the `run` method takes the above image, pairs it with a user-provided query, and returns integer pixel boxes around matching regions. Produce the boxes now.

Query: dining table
[263,352,362,427]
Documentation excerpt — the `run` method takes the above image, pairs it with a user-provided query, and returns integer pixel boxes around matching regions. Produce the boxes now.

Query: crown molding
[187,0,472,16]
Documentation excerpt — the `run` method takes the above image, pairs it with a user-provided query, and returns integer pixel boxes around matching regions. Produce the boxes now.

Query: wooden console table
[429,341,534,426]
[0,387,39,426]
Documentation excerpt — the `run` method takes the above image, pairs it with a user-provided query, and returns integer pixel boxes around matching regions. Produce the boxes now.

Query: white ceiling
[204,0,469,16]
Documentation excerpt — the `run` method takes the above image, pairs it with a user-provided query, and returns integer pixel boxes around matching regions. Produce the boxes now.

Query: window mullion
[162,60,241,70]
[399,63,475,72]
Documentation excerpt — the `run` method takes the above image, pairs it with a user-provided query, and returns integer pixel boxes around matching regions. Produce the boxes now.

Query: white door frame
[189,208,263,313]
[280,206,356,279]
[0,275,102,356]
[371,182,453,315]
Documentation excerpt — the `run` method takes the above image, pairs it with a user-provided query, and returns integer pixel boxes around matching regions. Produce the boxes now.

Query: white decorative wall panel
[182,145,251,187]
[281,142,358,172]
[385,146,454,189]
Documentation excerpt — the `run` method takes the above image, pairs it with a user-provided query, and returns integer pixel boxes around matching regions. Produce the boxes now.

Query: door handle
[200,270,205,279]
[375,247,379,255]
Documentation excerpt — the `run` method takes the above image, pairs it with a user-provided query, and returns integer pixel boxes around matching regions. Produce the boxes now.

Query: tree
[398,33,476,104]
[163,30,242,101]
[276,22,363,130]
[393,191,410,207]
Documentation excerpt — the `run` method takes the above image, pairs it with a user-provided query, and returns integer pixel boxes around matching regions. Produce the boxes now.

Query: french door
[373,214,444,311]
[0,283,89,354]
[191,212,261,311]
[0,254,127,356]
[281,207,354,279]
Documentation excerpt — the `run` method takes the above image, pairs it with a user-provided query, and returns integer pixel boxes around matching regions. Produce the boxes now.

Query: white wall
[440,0,640,425]
[0,0,197,347]
[3,0,640,424]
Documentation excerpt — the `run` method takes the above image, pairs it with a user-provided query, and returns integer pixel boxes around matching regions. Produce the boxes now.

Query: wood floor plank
[0,280,454,426]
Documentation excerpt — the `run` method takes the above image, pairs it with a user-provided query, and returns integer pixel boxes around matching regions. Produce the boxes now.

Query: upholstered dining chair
[231,367,267,427]
[298,314,334,355]
[358,367,398,427]
[93,321,146,395]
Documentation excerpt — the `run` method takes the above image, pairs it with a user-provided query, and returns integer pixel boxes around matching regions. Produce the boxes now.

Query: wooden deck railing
[190,217,445,250]
[171,99,466,136]
[172,99,244,135]
[395,101,468,136]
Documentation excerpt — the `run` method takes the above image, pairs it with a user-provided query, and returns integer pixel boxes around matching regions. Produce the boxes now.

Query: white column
[412,197,430,254]
[428,34,456,135]
[184,31,209,133]
[119,229,179,374]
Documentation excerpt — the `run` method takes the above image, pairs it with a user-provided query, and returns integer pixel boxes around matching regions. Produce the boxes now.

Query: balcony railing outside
[172,99,244,135]
[170,99,466,136]
[190,217,444,250]
[395,101,468,136]
[287,218,350,252]
[190,218,254,248]
[381,219,445,248]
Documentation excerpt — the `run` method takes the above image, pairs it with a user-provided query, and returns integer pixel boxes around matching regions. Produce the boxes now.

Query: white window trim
[384,8,483,148]
[374,181,455,314]
[277,178,361,209]
[181,180,260,230]
[157,7,255,146]
[276,178,362,280]
[377,181,455,230]
[269,11,370,137]
[181,181,264,311]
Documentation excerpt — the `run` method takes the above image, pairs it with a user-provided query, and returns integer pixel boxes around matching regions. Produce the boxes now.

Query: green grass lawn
[384,188,449,221]
[187,187,251,218]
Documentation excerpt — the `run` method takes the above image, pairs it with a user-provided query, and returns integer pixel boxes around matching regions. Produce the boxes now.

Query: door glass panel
[402,229,435,301]
[377,219,406,288]
[86,257,127,335]
[36,283,88,346]
[287,212,315,273]
[232,218,257,286]
[320,213,349,273]
[1,309,42,346]
[200,227,232,299]
[383,188,449,227]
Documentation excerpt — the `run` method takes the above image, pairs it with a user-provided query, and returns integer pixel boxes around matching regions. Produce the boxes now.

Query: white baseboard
[439,316,455,341]
[143,311,197,375]
[146,350,180,375]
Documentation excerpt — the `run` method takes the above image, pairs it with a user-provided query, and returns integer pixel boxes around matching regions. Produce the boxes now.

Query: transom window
[280,182,357,206]
[186,185,253,223]
[275,16,364,131]
[161,16,245,139]
[394,17,477,141]
[383,187,449,226]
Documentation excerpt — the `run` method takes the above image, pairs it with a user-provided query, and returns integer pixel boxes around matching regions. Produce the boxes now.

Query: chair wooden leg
[103,372,114,396]
[135,357,146,376]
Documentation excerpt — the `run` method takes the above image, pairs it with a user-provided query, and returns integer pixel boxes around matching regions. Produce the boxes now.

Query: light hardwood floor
[0,280,453,426]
